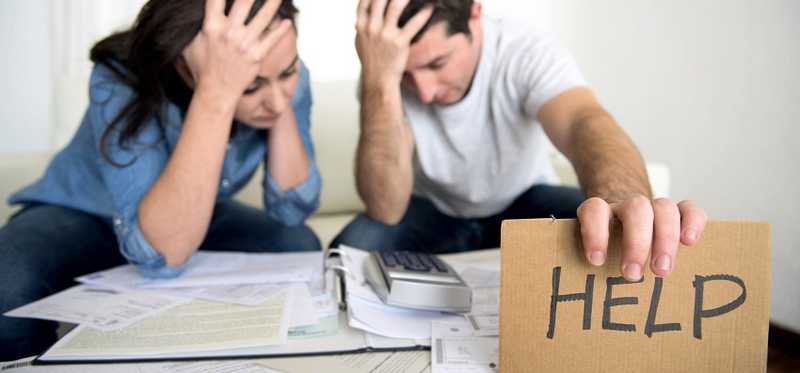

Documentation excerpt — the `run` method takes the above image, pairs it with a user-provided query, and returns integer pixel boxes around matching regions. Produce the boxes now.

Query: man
[332,0,707,282]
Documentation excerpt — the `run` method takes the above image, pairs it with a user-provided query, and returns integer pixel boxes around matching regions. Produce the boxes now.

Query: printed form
[3,285,188,331]
[41,289,291,360]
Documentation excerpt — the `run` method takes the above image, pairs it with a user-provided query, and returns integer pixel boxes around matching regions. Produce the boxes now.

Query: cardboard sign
[499,219,770,373]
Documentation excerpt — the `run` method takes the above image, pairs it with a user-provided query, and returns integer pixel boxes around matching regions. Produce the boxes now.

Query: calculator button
[418,254,435,269]
[381,252,398,267]
[431,256,449,272]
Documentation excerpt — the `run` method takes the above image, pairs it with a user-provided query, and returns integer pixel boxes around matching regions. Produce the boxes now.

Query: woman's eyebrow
[254,55,300,83]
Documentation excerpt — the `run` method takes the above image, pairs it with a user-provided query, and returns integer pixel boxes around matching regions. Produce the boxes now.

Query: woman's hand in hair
[182,0,293,102]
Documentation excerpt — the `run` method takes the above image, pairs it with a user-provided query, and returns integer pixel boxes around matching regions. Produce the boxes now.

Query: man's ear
[470,2,482,21]
[467,2,482,34]
[174,57,196,89]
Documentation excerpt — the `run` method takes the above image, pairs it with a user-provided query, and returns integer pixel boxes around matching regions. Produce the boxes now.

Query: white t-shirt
[403,17,587,218]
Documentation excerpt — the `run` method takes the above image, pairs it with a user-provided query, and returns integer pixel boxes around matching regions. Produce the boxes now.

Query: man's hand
[577,196,708,281]
[355,0,433,90]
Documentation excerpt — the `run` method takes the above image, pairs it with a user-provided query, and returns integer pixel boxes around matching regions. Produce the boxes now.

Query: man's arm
[539,87,707,281]
[353,0,433,224]
[539,87,651,201]
[356,83,415,224]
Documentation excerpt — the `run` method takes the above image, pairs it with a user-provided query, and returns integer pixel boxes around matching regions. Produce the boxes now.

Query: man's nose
[409,72,437,104]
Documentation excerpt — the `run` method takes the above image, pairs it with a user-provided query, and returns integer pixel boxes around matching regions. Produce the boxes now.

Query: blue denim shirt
[8,62,321,278]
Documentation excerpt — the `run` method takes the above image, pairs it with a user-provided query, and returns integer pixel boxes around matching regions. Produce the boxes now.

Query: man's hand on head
[355,0,433,89]
[577,195,708,281]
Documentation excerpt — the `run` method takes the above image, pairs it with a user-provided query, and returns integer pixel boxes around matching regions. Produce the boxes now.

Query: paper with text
[4,285,188,331]
[43,290,290,359]
[432,322,498,373]
[77,252,319,290]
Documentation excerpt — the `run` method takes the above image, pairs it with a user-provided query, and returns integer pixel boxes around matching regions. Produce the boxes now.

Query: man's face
[403,18,482,105]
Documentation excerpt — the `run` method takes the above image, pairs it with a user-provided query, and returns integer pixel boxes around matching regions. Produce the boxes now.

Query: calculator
[363,250,472,313]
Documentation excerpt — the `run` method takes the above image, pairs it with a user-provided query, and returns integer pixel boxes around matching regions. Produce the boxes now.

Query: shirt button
[113,218,122,226]
[222,179,231,189]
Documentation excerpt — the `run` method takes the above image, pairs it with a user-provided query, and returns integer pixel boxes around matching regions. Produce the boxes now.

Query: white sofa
[0,80,670,247]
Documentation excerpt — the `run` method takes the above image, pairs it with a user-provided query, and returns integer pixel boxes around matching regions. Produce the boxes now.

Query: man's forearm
[356,83,414,224]
[569,110,652,202]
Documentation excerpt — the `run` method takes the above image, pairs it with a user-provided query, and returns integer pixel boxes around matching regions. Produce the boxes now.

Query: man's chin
[435,91,466,106]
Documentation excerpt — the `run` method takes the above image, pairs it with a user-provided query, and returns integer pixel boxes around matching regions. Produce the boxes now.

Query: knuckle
[652,197,677,211]
[625,195,652,211]
[247,50,262,62]
[628,237,652,253]
[579,197,607,214]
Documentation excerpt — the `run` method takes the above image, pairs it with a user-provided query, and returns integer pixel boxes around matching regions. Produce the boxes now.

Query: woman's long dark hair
[90,0,297,166]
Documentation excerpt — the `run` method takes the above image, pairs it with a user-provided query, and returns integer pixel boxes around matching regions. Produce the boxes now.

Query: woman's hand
[182,0,292,99]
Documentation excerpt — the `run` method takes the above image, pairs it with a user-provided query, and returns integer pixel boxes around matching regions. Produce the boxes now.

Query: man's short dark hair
[398,0,474,44]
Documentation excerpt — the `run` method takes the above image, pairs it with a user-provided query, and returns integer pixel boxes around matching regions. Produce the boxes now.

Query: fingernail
[589,251,606,266]
[655,255,671,272]
[685,228,697,242]
[623,263,642,281]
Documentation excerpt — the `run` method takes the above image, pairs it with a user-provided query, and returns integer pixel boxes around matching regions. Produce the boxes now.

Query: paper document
[42,289,291,359]
[465,314,498,337]
[431,322,498,373]
[469,287,499,316]
[77,251,319,290]
[4,285,188,331]
[347,295,463,339]
[458,268,500,288]
[338,246,464,339]
[285,283,319,328]
[257,351,430,373]
[170,284,284,306]
[154,361,283,373]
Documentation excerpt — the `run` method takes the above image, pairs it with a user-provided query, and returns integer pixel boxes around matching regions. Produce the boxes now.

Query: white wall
[551,0,800,331]
[0,0,52,153]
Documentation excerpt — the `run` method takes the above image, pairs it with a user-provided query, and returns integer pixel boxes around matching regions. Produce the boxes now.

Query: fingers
[614,196,654,282]
[205,0,225,18]
[229,0,256,25]
[384,0,410,28]
[678,200,707,246]
[356,0,371,31]
[577,197,612,267]
[247,0,283,38]
[399,4,434,42]
[255,19,292,57]
[650,198,681,276]
[368,0,389,33]
[204,0,226,28]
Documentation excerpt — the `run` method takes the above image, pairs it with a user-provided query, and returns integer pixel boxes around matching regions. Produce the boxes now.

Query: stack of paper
[4,247,504,366]
[4,251,335,361]
[337,246,465,340]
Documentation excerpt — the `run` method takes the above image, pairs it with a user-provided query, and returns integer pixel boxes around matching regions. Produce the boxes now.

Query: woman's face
[233,28,300,129]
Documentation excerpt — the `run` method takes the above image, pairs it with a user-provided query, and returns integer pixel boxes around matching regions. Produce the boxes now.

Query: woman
[0,0,320,360]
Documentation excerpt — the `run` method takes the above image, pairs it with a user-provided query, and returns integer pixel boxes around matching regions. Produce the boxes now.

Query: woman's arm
[262,67,321,226]
[137,87,236,267]
[266,108,309,190]
[138,0,291,266]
